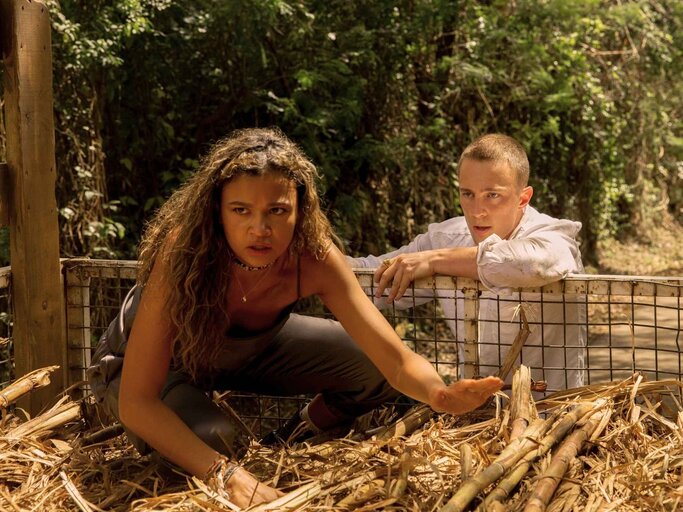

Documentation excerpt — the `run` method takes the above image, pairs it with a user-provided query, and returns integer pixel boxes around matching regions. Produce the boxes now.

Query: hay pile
[1,366,682,511]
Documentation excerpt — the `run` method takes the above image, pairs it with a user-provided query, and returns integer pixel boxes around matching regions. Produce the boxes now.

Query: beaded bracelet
[204,455,241,491]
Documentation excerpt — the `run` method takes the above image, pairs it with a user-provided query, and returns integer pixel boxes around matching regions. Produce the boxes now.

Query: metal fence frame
[1,258,681,433]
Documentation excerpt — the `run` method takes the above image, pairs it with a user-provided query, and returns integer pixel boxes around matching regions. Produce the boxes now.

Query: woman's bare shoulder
[298,246,350,296]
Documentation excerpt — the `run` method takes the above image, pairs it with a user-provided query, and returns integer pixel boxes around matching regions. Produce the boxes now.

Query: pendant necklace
[233,262,273,303]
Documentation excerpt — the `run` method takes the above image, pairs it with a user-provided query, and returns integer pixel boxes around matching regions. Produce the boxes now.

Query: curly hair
[136,127,337,381]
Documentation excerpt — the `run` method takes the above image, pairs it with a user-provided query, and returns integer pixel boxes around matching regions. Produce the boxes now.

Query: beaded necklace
[232,258,273,272]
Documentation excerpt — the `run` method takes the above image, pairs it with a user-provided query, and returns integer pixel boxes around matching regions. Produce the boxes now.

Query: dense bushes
[2,0,682,264]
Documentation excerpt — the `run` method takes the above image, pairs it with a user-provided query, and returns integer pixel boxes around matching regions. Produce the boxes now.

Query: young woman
[87,128,502,507]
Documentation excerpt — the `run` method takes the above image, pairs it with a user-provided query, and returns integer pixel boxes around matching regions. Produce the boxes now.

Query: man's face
[458,157,533,244]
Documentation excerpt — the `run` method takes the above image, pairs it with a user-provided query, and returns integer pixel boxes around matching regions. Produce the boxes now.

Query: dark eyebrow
[225,200,293,207]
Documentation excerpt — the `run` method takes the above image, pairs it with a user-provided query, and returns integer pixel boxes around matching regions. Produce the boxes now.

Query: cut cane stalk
[497,307,531,382]
[523,406,612,512]
[509,365,537,441]
[480,400,604,510]
[440,416,555,512]
[0,366,60,409]
[5,398,81,440]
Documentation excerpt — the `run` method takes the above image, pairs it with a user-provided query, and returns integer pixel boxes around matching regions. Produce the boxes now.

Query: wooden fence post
[462,287,481,379]
[65,265,91,392]
[1,0,66,413]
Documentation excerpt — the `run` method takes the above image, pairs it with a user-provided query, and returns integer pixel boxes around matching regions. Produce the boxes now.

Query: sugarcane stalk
[389,448,416,500]
[81,424,124,447]
[289,404,432,459]
[5,399,81,440]
[480,401,602,510]
[523,407,611,512]
[60,471,97,512]
[440,416,554,512]
[509,365,536,441]
[459,443,473,482]
[0,366,60,409]
[376,404,433,441]
[336,479,384,508]
[497,307,530,382]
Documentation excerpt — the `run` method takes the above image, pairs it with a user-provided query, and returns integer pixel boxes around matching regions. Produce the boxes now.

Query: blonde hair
[136,127,336,380]
[458,133,530,188]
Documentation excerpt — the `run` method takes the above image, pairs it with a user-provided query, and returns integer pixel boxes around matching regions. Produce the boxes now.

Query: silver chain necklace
[232,264,273,303]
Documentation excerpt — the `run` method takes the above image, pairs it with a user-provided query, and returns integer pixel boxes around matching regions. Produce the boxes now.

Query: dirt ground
[588,216,683,385]
[594,215,683,277]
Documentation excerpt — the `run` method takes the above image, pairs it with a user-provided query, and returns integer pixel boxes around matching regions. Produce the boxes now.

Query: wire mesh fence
[1,259,682,435]
[0,267,13,390]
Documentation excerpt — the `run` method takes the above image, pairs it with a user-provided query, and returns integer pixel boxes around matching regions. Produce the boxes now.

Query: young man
[348,134,586,391]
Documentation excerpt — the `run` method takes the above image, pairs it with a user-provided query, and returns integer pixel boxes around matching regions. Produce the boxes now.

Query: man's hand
[226,467,283,508]
[428,376,503,415]
[373,251,437,302]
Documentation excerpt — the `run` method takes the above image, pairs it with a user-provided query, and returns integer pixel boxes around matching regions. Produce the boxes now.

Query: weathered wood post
[0,0,66,413]
[462,286,481,379]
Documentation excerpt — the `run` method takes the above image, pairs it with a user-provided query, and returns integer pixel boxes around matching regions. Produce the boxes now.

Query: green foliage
[4,0,680,262]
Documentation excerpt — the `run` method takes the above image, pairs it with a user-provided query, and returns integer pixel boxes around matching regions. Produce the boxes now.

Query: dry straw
[1,366,682,511]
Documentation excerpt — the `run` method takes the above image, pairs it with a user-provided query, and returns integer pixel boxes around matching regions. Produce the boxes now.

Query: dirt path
[588,297,682,384]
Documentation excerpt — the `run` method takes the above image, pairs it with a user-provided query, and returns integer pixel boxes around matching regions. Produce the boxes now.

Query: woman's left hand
[429,376,504,415]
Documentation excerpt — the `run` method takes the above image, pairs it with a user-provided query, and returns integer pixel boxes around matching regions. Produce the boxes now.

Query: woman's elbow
[117,391,135,427]
[117,388,151,429]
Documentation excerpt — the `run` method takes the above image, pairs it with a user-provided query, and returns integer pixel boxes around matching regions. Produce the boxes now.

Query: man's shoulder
[518,207,582,238]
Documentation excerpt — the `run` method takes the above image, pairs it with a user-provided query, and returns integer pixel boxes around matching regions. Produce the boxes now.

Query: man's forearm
[429,246,479,279]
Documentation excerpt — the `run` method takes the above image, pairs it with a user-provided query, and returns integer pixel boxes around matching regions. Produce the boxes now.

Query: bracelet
[204,455,241,491]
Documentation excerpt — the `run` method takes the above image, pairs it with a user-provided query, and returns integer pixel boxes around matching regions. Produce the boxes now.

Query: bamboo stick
[214,392,259,442]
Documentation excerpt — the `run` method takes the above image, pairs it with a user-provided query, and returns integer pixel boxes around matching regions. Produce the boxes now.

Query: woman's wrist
[427,382,449,412]
[204,454,241,492]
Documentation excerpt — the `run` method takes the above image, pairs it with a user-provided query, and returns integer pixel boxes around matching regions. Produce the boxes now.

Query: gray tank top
[87,259,301,400]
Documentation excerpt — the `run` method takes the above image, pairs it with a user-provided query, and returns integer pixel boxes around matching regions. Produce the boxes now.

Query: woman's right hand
[225,467,283,508]
[429,376,503,415]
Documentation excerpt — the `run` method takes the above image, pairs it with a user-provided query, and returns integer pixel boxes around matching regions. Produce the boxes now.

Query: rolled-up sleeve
[477,220,582,293]
[346,225,452,310]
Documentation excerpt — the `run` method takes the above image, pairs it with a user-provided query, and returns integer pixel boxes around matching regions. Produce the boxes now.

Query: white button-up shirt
[348,206,586,391]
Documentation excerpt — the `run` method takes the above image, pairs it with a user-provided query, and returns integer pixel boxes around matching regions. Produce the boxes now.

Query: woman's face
[220,172,298,267]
